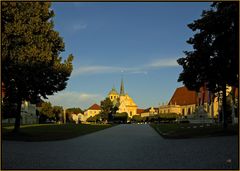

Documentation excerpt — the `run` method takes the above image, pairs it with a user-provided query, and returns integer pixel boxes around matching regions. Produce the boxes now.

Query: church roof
[168,86,211,106]
[88,104,101,110]
[108,87,118,95]
[137,109,145,114]
[168,86,198,106]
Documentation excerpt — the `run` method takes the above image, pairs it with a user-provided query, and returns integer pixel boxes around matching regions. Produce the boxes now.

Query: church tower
[120,78,125,95]
[108,85,119,101]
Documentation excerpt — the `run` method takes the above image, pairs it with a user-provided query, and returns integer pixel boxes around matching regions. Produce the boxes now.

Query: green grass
[150,123,239,139]
[2,123,114,141]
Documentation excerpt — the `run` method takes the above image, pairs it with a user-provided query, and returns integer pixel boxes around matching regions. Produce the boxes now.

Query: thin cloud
[72,23,87,31]
[71,58,179,76]
[129,71,148,75]
[72,65,148,76]
[147,58,178,68]
[72,66,123,76]
[47,91,102,109]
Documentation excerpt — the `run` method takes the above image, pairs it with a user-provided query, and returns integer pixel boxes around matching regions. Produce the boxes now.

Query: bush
[113,112,128,123]
[131,115,142,122]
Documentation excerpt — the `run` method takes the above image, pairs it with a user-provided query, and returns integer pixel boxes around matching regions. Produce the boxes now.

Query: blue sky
[47,2,211,110]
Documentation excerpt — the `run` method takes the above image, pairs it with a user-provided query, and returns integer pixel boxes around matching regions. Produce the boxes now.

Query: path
[2,124,238,169]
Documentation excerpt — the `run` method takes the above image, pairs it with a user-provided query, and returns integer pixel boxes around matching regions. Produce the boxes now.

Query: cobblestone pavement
[2,124,238,169]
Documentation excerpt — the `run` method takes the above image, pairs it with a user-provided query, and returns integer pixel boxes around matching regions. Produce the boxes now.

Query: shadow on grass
[150,123,239,139]
[2,123,116,142]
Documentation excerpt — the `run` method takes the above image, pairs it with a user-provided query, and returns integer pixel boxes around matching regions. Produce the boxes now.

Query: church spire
[112,84,116,91]
[120,78,125,95]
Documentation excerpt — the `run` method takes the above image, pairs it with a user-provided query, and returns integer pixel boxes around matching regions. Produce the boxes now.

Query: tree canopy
[177,2,238,127]
[2,2,74,132]
[66,108,83,115]
[177,2,238,92]
[100,97,118,121]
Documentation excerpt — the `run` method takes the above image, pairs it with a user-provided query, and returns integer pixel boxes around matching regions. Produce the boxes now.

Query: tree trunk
[222,85,227,128]
[231,86,235,124]
[218,95,222,123]
[13,99,22,133]
[211,96,215,123]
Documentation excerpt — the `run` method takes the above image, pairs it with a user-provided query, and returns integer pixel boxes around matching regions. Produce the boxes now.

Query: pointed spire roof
[120,78,125,95]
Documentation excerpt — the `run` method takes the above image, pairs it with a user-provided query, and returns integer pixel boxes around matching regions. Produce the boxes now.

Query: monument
[187,105,213,123]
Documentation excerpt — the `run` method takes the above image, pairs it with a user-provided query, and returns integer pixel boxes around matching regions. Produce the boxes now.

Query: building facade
[2,82,38,124]
[108,79,138,118]
[159,86,218,118]
[84,103,101,118]
[140,107,159,117]
[21,100,38,124]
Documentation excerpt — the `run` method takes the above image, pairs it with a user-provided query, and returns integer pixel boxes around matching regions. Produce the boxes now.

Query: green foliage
[157,113,179,119]
[52,106,63,122]
[65,108,83,123]
[86,114,101,122]
[38,102,64,123]
[177,2,238,93]
[2,2,74,131]
[100,112,109,121]
[177,2,238,127]
[113,112,128,123]
[66,108,83,115]
[138,113,179,123]
[100,97,118,121]
[1,100,17,119]
[131,115,142,122]
[39,102,54,119]
[86,116,94,122]
[100,98,114,115]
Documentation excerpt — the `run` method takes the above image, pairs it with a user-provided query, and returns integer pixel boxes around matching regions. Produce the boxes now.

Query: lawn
[150,123,239,139]
[2,123,114,141]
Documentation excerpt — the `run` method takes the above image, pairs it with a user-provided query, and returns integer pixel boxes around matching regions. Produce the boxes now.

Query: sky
[47,2,211,110]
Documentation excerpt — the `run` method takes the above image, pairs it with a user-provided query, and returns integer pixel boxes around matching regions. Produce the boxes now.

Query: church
[108,79,138,118]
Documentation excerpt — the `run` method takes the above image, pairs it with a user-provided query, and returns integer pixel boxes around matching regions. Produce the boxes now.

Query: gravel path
[2,124,238,169]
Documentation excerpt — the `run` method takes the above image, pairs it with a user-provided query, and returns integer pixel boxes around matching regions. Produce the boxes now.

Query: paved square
[2,124,238,169]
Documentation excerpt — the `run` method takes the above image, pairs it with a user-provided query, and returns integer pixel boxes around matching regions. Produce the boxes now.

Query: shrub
[113,112,128,123]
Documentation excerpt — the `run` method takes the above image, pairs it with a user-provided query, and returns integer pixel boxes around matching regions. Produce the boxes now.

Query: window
[182,109,185,115]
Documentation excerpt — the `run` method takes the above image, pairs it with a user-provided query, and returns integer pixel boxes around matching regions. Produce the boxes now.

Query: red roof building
[88,104,101,110]
[137,109,145,114]
[168,86,209,106]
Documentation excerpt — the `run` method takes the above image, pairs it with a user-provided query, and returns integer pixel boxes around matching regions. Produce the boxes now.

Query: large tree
[177,2,238,127]
[52,106,64,123]
[65,108,83,122]
[66,108,83,115]
[38,102,54,122]
[2,2,73,132]
[100,97,118,121]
